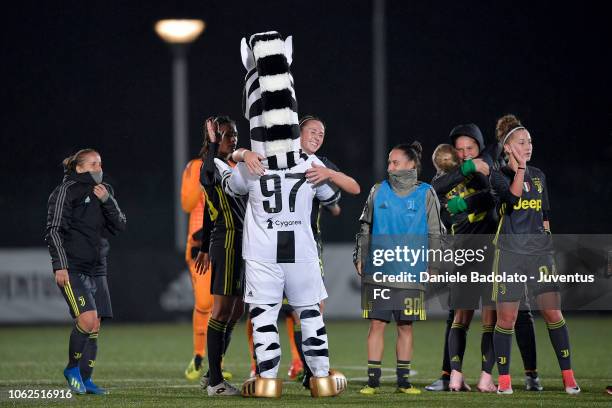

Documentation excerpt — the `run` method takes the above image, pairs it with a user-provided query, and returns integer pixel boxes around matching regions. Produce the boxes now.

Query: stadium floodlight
[154,19,205,44]
[155,19,205,252]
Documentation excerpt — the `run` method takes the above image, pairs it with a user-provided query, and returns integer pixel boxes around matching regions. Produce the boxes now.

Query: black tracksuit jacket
[45,171,126,275]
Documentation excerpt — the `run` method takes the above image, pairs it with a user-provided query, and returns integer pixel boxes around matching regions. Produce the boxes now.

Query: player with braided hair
[193,116,246,396]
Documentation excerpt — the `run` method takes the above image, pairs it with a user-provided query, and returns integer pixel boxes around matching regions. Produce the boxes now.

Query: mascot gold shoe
[241,376,283,398]
[309,370,348,397]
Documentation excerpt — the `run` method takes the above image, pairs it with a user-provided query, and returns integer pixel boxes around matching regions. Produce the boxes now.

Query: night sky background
[3,0,612,252]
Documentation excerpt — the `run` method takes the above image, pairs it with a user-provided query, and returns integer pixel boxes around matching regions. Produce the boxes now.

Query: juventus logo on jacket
[240,31,304,170]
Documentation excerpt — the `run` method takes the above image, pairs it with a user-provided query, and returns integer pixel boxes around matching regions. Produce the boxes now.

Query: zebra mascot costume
[239,31,346,398]
[240,31,303,170]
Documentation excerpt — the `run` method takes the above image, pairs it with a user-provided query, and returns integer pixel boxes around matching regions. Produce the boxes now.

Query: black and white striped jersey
[226,156,340,263]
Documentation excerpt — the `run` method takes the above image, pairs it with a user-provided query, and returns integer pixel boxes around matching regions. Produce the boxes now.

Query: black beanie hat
[449,123,485,152]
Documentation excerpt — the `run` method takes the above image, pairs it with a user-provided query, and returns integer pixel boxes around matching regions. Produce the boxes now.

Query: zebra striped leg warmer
[294,304,329,377]
[249,303,282,378]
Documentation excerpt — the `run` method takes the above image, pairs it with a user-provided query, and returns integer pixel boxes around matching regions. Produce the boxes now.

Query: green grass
[1,318,611,407]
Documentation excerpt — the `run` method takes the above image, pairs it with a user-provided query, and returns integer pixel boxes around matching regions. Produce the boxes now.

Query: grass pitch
[1,317,611,407]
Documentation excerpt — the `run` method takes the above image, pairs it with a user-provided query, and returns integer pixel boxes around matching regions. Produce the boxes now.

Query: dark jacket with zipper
[432,127,499,235]
[45,171,126,275]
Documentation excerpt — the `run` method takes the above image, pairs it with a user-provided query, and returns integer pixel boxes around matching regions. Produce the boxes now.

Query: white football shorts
[244,259,328,306]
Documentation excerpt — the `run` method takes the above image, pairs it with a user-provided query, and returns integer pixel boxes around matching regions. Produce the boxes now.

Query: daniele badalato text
[370,246,595,283]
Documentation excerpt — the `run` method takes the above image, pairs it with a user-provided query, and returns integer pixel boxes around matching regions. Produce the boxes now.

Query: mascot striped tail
[241,31,304,170]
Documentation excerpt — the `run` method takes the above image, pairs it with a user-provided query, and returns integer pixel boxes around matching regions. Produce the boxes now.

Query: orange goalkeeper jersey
[181,158,206,262]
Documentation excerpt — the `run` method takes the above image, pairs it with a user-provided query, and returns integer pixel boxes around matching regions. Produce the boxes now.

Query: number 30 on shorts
[403,297,423,316]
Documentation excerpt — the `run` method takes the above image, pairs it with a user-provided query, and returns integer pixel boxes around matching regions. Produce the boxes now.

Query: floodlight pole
[373,0,387,181]
[155,19,204,252]
[171,44,189,252]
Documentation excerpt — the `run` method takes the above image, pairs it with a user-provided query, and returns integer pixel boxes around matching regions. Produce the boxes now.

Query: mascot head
[241,31,303,170]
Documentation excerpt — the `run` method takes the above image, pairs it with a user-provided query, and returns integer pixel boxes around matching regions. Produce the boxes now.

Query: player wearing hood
[425,124,540,392]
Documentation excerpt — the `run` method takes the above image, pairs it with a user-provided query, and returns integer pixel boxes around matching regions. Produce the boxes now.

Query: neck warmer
[387,169,417,194]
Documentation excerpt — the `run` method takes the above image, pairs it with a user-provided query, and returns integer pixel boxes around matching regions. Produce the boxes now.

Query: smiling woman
[300,116,325,155]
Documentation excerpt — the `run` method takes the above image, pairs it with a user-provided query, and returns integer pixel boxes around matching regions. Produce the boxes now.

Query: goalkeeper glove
[460,159,476,176]
[447,196,467,215]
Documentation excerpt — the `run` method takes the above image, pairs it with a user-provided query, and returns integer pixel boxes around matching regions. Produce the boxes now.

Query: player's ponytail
[410,141,423,158]
[62,148,98,172]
